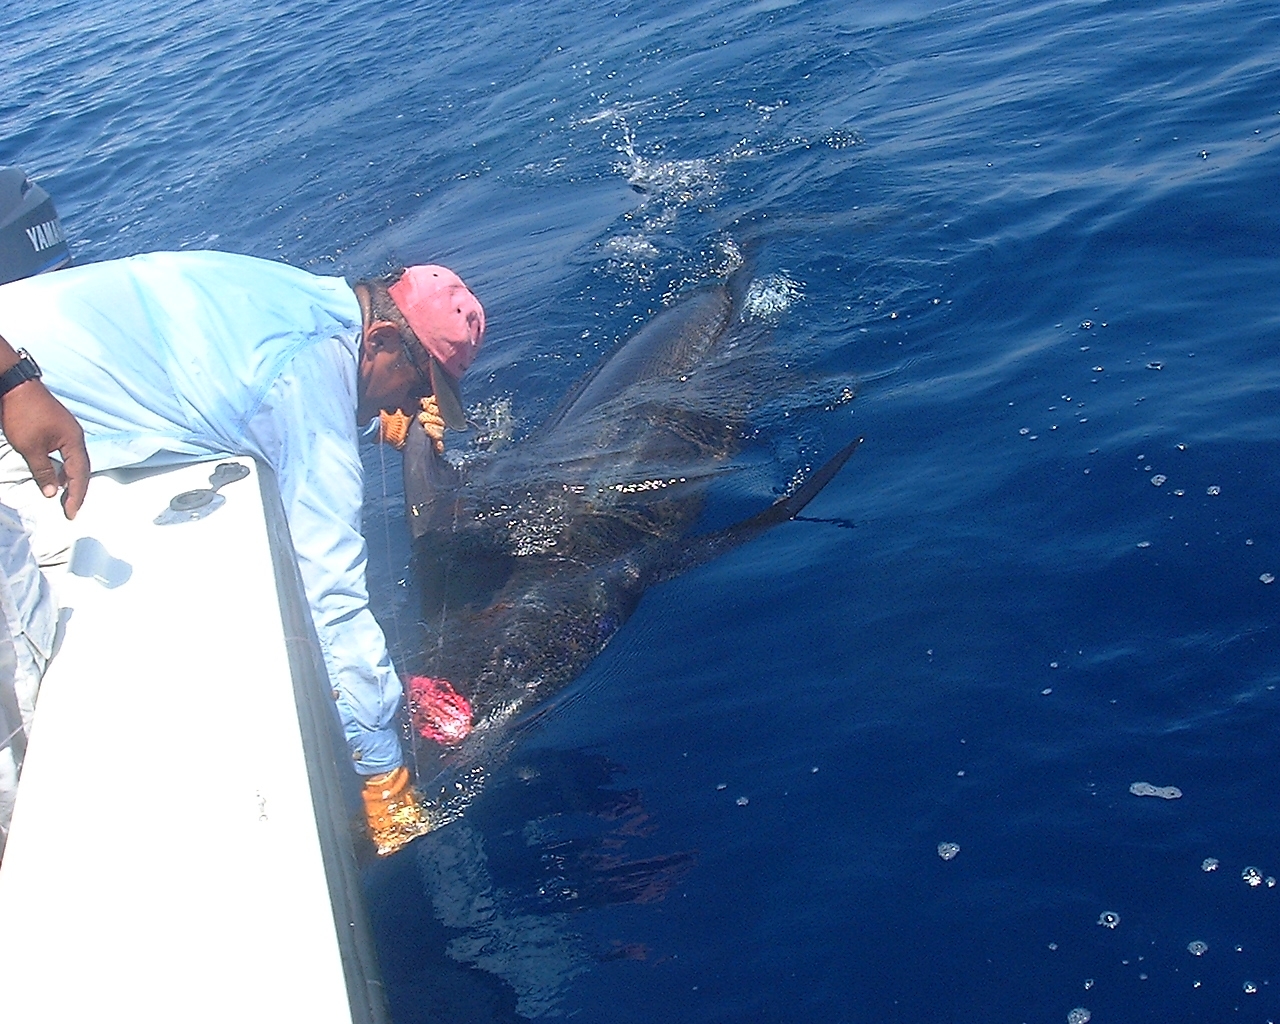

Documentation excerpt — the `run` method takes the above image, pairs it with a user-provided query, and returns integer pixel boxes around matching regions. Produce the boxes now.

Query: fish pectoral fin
[643,436,863,585]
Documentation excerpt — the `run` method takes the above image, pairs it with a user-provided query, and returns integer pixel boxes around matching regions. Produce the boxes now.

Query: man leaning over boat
[0,251,484,856]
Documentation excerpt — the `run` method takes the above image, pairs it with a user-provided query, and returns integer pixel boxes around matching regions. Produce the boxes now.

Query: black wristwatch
[0,349,42,397]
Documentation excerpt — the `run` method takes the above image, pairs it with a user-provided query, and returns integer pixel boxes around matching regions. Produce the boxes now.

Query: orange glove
[378,396,446,454]
[416,395,446,454]
[378,409,413,450]
[361,766,431,856]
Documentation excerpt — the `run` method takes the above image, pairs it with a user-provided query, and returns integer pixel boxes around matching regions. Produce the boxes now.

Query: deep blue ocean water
[6,0,1279,1020]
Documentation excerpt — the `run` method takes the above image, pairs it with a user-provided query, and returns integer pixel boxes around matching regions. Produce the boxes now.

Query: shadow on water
[364,749,696,1023]
[364,846,523,1024]
[471,748,697,914]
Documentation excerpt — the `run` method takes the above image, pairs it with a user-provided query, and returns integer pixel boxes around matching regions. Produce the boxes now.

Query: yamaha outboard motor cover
[0,166,71,285]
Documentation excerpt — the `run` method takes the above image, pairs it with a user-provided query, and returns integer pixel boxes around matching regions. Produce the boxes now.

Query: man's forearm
[0,330,91,518]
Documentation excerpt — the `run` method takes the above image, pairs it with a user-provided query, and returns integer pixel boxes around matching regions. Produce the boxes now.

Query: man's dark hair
[359,269,417,339]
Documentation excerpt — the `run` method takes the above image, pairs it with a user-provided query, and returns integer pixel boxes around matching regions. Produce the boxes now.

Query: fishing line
[374,438,404,654]
[376,436,427,784]
[404,422,462,783]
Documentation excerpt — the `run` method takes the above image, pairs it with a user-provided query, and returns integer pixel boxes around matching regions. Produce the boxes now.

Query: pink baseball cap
[388,265,485,430]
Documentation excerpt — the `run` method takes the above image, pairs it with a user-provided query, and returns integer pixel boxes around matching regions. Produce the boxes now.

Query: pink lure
[405,675,474,744]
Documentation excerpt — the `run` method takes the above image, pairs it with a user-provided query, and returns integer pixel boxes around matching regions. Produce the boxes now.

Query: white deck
[0,459,384,1022]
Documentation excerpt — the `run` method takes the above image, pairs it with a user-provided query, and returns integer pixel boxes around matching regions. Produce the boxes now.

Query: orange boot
[362,766,431,856]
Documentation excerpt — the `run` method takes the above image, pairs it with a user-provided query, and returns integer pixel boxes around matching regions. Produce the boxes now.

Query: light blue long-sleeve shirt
[0,250,405,773]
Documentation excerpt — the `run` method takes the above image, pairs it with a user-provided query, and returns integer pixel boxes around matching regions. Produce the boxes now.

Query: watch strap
[0,350,42,397]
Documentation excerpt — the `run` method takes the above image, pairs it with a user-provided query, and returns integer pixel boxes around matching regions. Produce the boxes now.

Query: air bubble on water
[937,842,960,861]
[1242,866,1263,887]
[1130,781,1182,799]
[1202,857,1220,871]
[1151,475,1167,486]
[1084,979,1094,990]
[1049,942,1058,950]
[604,234,660,264]
[823,128,864,149]
[1244,981,1258,994]
[736,796,749,806]
[1020,427,1030,435]
[1188,940,1208,956]
[1067,1007,1092,1024]
[1050,661,1059,668]
[1268,877,1277,887]
[1173,489,1185,496]
[1093,366,1104,372]
[1097,911,1120,929]
[1261,574,1275,585]
[1080,321,1094,330]
[1207,485,1221,495]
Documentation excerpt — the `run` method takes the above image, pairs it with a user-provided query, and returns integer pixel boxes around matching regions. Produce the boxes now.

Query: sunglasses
[399,333,434,396]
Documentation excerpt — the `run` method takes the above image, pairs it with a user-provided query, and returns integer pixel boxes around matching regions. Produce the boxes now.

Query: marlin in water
[398,276,860,795]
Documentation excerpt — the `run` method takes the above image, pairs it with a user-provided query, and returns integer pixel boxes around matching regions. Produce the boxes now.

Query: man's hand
[417,396,446,455]
[1,380,90,519]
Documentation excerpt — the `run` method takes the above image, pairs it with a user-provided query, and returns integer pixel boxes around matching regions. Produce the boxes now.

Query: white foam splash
[612,118,720,205]
[742,272,804,323]
[468,395,516,452]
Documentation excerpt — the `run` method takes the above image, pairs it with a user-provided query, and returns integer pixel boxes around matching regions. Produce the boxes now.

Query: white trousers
[0,442,62,860]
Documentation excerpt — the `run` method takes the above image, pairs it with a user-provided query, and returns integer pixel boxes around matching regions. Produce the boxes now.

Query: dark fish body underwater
[401,277,859,779]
